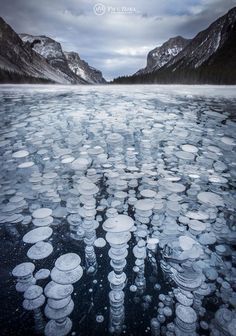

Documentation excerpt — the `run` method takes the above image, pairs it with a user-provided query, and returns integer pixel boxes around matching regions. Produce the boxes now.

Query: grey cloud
[177,0,236,38]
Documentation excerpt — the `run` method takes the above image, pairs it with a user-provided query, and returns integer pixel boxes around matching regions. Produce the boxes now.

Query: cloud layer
[1,0,235,80]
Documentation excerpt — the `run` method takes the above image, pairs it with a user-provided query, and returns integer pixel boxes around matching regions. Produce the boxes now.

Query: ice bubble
[32,208,52,219]
[179,235,196,250]
[94,238,106,248]
[35,269,50,280]
[96,314,104,323]
[181,144,198,153]
[129,285,137,292]
[27,241,53,260]
[55,253,81,272]
[103,214,134,233]
[197,191,224,206]
[12,150,29,158]
[163,307,172,317]
[23,227,53,244]
[221,136,235,146]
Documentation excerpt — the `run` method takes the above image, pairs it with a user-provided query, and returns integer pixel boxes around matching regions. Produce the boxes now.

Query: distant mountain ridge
[0,18,106,84]
[113,7,236,85]
[64,51,106,84]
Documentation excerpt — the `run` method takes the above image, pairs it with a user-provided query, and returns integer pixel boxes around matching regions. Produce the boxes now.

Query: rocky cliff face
[155,6,236,84]
[135,36,190,75]
[0,17,106,84]
[166,7,236,71]
[19,34,86,84]
[0,17,70,84]
[64,51,106,84]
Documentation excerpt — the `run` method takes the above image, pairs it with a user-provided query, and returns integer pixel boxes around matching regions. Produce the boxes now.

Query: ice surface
[0,84,236,336]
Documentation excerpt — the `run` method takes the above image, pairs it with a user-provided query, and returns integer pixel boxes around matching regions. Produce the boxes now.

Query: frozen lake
[0,85,236,336]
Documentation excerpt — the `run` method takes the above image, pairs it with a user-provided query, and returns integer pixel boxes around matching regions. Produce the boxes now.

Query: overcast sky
[1,0,235,80]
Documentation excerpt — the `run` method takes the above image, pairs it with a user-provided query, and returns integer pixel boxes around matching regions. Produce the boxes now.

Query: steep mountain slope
[198,23,236,84]
[166,7,236,70]
[0,17,73,84]
[19,34,86,84]
[113,7,236,84]
[0,17,106,84]
[155,6,236,84]
[64,51,106,83]
[135,36,190,75]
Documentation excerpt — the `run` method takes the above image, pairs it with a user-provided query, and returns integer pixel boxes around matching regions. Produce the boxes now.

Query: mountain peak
[64,51,106,83]
[135,35,190,75]
[166,35,188,42]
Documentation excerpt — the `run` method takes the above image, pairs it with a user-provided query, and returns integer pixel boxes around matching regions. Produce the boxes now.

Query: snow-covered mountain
[135,36,190,75]
[114,7,236,84]
[0,17,106,84]
[19,34,84,84]
[19,34,106,84]
[0,17,73,84]
[64,51,106,84]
